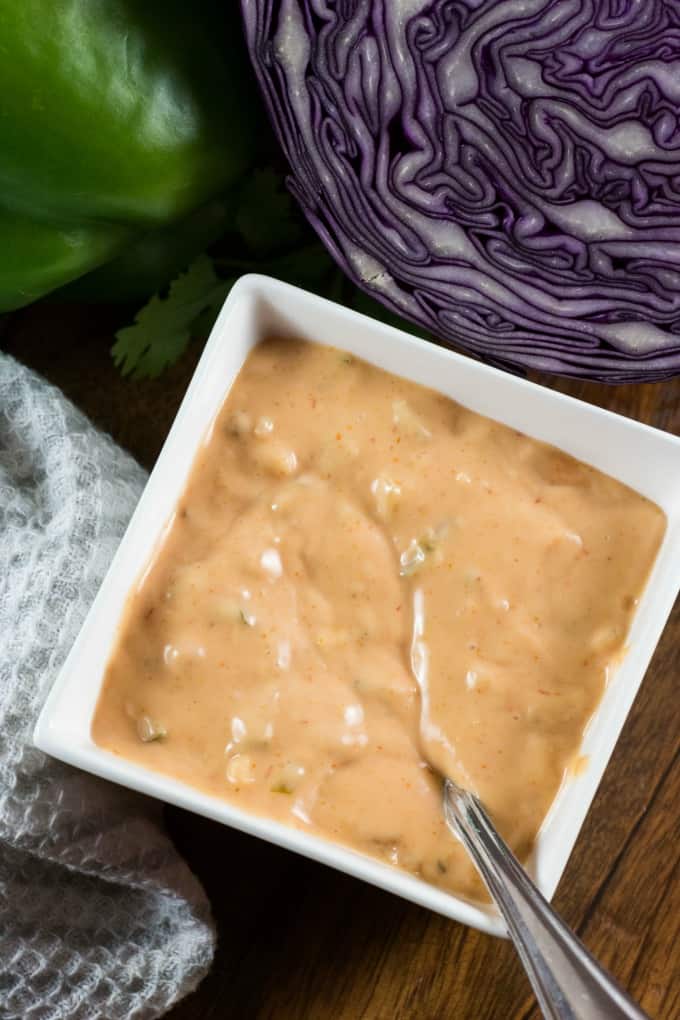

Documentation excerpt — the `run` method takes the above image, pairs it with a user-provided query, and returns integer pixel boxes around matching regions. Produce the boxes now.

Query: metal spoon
[443,779,650,1020]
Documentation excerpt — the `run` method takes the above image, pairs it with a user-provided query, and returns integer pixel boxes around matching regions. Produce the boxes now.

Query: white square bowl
[35,275,680,938]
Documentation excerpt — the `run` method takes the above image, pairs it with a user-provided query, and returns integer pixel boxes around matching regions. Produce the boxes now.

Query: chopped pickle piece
[254,440,298,477]
[400,539,426,576]
[228,685,279,750]
[226,753,257,785]
[400,525,449,574]
[420,527,438,552]
[254,416,275,438]
[260,547,283,580]
[590,623,625,654]
[392,399,431,440]
[270,761,305,794]
[212,598,243,623]
[136,715,166,743]
[227,410,252,437]
[318,437,360,475]
[370,474,401,521]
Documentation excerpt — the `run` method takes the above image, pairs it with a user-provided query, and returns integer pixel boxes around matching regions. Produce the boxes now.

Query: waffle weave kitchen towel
[0,353,215,1020]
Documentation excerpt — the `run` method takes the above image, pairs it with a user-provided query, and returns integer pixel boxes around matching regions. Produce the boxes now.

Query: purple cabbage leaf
[242,0,680,381]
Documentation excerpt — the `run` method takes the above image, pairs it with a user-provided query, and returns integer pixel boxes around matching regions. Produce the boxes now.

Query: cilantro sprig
[111,167,423,379]
[112,256,234,379]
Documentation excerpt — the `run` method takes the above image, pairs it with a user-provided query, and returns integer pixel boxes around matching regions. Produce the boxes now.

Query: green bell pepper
[56,197,235,303]
[0,0,257,311]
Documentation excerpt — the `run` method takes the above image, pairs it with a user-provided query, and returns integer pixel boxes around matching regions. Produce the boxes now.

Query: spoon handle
[443,781,650,1020]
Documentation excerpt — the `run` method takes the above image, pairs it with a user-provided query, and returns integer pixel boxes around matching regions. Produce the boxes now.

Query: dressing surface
[92,339,664,901]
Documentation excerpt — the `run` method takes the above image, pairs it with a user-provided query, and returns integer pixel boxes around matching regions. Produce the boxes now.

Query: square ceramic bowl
[35,275,680,937]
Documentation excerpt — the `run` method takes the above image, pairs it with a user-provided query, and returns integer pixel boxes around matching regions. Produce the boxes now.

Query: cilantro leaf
[111,162,428,381]
[111,255,233,379]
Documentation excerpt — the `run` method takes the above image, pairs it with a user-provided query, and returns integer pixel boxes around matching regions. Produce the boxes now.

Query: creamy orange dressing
[92,340,665,901]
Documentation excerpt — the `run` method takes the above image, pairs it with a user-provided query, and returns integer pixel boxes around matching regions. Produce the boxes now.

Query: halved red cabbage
[242,0,680,381]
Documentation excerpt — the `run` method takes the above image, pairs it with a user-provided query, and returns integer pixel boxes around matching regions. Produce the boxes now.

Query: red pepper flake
[395,604,402,612]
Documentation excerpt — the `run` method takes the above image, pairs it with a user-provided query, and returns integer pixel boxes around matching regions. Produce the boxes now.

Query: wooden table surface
[5,304,679,1020]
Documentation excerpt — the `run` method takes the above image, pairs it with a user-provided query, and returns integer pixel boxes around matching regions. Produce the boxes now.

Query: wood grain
[4,304,678,1020]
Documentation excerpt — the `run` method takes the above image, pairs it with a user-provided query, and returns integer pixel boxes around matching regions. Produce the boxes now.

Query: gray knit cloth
[0,354,215,1020]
